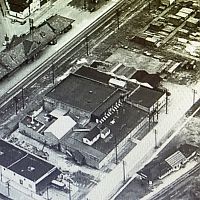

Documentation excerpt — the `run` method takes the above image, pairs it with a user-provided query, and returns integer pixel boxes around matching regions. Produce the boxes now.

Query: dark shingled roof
[27,24,56,47]
[45,73,118,113]
[9,154,55,182]
[0,64,8,80]
[178,143,198,158]
[138,161,172,181]
[137,143,198,182]
[0,24,56,78]
[0,42,26,70]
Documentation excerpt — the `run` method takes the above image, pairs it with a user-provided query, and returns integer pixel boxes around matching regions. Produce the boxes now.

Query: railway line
[0,0,125,108]
[0,0,149,123]
[148,162,200,200]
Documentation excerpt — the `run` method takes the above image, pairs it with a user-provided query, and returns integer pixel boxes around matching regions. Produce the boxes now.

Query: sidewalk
[85,81,200,200]
[0,0,121,97]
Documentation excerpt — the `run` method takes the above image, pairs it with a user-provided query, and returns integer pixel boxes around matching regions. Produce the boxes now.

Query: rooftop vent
[40,32,46,38]
[28,166,35,172]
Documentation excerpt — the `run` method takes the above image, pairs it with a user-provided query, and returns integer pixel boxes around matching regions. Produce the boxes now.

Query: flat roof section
[92,103,147,155]
[128,86,164,109]
[75,66,111,84]
[9,154,55,182]
[0,140,27,168]
[92,89,123,118]
[46,74,117,113]
[46,15,75,34]
[21,116,44,132]
[44,116,76,140]
[84,126,100,141]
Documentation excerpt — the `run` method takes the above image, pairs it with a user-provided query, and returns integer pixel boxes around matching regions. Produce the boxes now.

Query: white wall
[2,167,36,192]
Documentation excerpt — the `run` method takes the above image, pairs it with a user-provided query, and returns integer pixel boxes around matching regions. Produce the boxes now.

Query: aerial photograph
[0,0,200,199]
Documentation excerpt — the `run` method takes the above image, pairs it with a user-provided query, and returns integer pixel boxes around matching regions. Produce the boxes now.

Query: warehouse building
[0,140,60,193]
[19,67,166,169]
[44,73,127,125]
[60,103,148,169]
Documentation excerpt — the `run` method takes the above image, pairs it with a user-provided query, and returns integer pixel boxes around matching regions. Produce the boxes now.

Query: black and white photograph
[0,0,200,199]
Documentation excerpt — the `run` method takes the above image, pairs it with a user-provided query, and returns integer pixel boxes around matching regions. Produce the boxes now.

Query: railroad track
[0,0,149,112]
[148,162,200,200]
[0,0,126,109]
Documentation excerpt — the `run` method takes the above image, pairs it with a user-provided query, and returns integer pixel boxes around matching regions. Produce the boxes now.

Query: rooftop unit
[109,78,127,89]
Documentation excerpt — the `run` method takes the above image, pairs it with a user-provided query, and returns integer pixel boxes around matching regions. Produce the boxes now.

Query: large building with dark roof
[60,102,148,168]
[0,140,60,193]
[41,66,166,168]
[44,73,126,124]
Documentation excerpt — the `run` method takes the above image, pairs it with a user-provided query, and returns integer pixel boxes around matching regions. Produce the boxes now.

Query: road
[114,98,200,200]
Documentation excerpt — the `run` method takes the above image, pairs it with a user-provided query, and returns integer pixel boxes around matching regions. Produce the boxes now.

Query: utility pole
[6,181,10,196]
[52,65,55,85]
[68,179,71,200]
[165,90,168,114]
[85,36,89,56]
[84,0,87,10]
[115,134,118,165]
[156,101,159,121]
[122,160,126,183]
[116,9,120,30]
[29,18,34,32]
[154,129,158,149]
[21,87,25,109]
[192,89,197,105]
[149,1,151,12]
[13,96,18,115]
[46,185,49,200]
[148,114,151,131]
